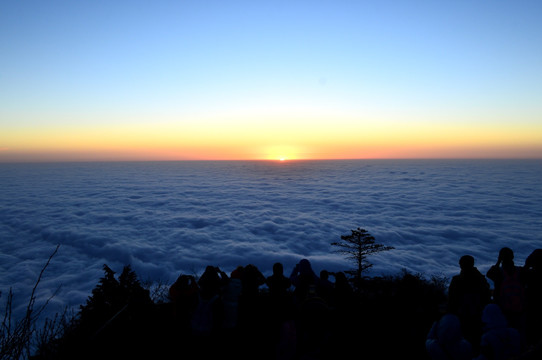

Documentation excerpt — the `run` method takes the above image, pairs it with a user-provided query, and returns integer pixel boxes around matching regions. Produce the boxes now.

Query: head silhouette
[298,259,313,275]
[231,265,244,279]
[272,262,284,276]
[526,249,542,270]
[499,247,514,263]
[435,313,464,346]
[320,270,329,281]
[459,255,475,270]
[335,271,347,284]
[481,303,508,330]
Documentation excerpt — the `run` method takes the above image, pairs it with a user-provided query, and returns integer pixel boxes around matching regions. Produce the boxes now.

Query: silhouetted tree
[77,264,152,340]
[331,227,394,283]
[40,265,154,359]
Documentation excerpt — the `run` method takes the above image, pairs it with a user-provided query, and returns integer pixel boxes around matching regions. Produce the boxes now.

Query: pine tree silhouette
[331,227,394,284]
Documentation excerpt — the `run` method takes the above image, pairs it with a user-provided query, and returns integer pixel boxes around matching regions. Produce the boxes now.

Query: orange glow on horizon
[1,118,542,162]
[2,142,542,163]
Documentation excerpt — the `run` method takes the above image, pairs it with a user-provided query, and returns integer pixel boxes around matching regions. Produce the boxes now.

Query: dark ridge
[31,264,446,360]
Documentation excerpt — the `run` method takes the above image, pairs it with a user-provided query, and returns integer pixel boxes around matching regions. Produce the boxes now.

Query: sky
[1,0,541,161]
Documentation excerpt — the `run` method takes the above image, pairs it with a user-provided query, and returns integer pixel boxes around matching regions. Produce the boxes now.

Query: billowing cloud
[1,160,541,321]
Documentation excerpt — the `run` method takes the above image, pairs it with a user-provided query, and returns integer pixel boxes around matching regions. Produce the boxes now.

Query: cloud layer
[1,160,541,320]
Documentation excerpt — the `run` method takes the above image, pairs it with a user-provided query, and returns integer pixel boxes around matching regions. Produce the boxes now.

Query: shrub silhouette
[78,264,151,334]
[26,235,454,360]
[31,264,449,360]
[36,264,155,360]
[0,245,62,360]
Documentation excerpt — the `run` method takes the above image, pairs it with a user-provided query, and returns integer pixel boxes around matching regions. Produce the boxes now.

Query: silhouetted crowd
[166,258,357,360]
[31,245,541,360]
[158,247,542,360]
[164,247,542,360]
[426,247,542,360]
[28,244,541,360]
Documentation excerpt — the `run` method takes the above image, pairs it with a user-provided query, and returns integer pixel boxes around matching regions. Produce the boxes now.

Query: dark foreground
[32,267,446,360]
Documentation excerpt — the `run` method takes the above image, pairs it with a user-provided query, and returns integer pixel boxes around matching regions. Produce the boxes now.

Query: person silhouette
[316,270,334,305]
[486,247,526,332]
[265,262,294,356]
[236,264,267,358]
[198,266,227,300]
[266,262,291,298]
[241,264,266,298]
[191,266,227,338]
[524,249,542,347]
[289,259,319,306]
[222,266,243,330]
[447,255,491,352]
[168,274,199,334]
[332,271,353,307]
[426,313,473,360]
[329,271,355,342]
[266,262,293,322]
[288,260,335,359]
[474,303,521,360]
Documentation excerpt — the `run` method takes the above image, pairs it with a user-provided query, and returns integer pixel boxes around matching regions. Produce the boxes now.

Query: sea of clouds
[1,159,541,321]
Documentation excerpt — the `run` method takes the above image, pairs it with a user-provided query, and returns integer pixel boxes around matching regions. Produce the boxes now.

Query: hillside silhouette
[29,261,446,360]
[3,245,541,360]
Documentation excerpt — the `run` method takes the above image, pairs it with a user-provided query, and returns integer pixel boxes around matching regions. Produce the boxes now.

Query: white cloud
[0,160,541,322]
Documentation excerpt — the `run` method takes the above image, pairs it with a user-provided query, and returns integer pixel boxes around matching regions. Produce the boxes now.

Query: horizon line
[1,157,541,165]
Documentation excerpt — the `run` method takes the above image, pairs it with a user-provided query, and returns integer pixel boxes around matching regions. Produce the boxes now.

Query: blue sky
[1,1,541,160]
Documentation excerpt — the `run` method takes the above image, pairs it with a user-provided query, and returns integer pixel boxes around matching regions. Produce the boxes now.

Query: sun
[264,145,299,161]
